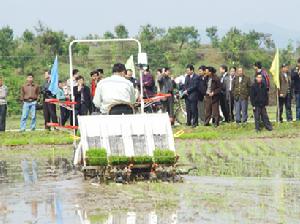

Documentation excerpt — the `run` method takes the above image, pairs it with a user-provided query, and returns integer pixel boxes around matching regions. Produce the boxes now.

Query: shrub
[86,148,108,166]
[109,156,131,166]
[132,155,153,165]
[153,149,176,165]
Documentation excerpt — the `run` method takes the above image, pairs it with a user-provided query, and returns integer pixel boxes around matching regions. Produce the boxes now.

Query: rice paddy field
[1,114,300,223]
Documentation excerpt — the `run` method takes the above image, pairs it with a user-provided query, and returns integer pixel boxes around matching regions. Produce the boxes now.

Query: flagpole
[270,48,280,123]
[276,88,280,123]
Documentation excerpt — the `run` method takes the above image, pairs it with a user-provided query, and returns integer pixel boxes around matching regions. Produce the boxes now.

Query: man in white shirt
[93,63,136,114]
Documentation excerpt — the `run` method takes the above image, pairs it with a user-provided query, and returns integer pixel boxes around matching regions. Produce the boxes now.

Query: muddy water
[1,172,300,223]
[1,146,300,223]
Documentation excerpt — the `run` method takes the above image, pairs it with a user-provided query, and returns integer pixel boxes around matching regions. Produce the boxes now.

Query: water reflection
[1,169,300,223]
[0,157,73,184]
[21,160,38,184]
[0,161,8,183]
[77,210,178,224]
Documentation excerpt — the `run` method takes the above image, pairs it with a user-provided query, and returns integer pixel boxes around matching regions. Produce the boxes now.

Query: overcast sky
[1,0,299,47]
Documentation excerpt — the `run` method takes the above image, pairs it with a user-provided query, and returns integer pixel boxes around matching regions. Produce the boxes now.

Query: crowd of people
[0,57,300,133]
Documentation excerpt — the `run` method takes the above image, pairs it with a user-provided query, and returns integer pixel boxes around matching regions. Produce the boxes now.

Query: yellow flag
[269,48,280,89]
[125,55,136,77]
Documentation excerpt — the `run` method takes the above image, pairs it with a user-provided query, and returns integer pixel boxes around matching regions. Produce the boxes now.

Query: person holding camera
[41,70,58,130]
[232,67,251,124]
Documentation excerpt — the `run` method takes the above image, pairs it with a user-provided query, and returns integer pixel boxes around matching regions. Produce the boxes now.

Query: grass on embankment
[1,146,74,160]
[175,121,300,140]
[0,131,73,146]
[1,120,300,146]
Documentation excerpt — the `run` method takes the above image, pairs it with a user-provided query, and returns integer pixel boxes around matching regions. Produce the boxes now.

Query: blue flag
[48,55,59,95]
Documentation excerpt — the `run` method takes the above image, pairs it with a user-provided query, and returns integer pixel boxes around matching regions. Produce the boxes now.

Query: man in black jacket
[197,65,207,124]
[291,58,300,120]
[41,70,58,130]
[250,74,272,132]
[157,67,175,119]
[219,65,231,122]
[183,64,200,127]
[73,76,92,125]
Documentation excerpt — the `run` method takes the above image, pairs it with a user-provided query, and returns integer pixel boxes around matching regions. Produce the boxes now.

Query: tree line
[0,22,298,115]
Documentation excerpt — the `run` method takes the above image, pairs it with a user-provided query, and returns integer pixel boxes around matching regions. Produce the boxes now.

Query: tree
[206,26,219,48]
[244,30,275,50]
[103,31,115,39]
[37,30,68,55]
[22,29,35,43]
[138,24,165,42]
[85,34,101,40]
[114,24,129,38]
[0,26,15,56]
[280,40,295,65]
[166,26,199,50]
[219,27,246,64]
[219,27,274,67]
[34,20,47,34]
[14,42,36,74]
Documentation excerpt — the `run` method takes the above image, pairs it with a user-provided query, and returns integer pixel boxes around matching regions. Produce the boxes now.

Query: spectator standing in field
[56,81,69,126]
[41,70,58,130]
[90,70,100,112]
[197,65,207,124]
[90,70,99,98]
[174,72,186,92]
[291,58,300,120]
[232,67,251,124]
[204,67,221,127]
[254,61,270,91]
[68,69,79,125]
[228,67,236,121]
[0,76,8,131]
[96,68,104,82]
[157,67,175,119]
[156,68,163,92]
[20,73,40,132]
[73,76,92,125]
[279,64,292,122]
[125,69,138,88]
[67,69,79,89]
[250,74,272,132]
[140,66,155,98]
[183,64,200,127]
[219,65,231,122]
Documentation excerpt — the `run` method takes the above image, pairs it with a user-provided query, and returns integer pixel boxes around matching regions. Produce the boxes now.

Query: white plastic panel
[74,113,175,165]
